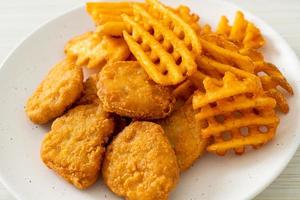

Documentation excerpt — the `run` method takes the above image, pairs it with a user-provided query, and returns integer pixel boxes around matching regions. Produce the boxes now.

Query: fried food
[122,0,199,85]
[193,72,261,109]
[76,74,100,105]
[174,5,201,34]
[217,11,265,49]
[199,37,255,72]
[197,32,293,113]
[96,21,129,37]
[159,103,208,171]
[25,58,83,124]
[97,61,175,119]
[192,72,279,155]
[65,32,130,69]
[254,62,293,113]
[86,2,144,25]
[41,104,115,189]
[102,121,179,200]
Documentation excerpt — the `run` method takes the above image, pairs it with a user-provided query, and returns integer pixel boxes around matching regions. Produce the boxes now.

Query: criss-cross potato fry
[192,72,278,155]
[86,2,143,25]
[122,2,199,85]
[173,5,201,34]
[96,22,129,37]
[199,37,255,72]
[217,11,265,49]
[254,62,293,113]
[205,108,279,155]
[65,32,130,69]
[193,72,262,109]
[198,30,293,113]
[146,0,201,56]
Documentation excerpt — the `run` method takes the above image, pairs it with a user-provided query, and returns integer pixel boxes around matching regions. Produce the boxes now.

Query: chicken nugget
[26,58,83,124]
[41,104,114,189]
[102,121,179,200]
[97,61,175,119]
[159,103,208,171]
[76,74,100,105]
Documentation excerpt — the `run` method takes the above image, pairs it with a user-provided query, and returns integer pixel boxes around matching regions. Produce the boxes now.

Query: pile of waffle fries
[86,0,292,156]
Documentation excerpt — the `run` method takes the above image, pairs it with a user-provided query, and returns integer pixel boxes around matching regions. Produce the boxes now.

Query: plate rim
[0,0,299,200]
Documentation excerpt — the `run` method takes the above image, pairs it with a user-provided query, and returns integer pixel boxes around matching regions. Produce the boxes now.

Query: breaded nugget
[159,103,208,171]
[41,104,114,189]
[26,58,83,124]
[65,32,130,69]
[76,74,100,105]
[97,61,175,119]
[102,121,179,200]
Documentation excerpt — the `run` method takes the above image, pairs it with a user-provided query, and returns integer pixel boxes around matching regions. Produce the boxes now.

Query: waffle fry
[201,24,213,35]
[86,2,143,25]
[217,11,265,49]
[65,32,130,69]
[193,72,262,109]
[122,2,198,85]
[196,55,258,80]
[205,108,279,155]
[254,62,293,113]
[96,22,128,37]
[198,31,292,113]
[200,32,264,63]
[174,5,201,34]
[193,72,278,155]
[199,37,255,72]
[146,0,201,55]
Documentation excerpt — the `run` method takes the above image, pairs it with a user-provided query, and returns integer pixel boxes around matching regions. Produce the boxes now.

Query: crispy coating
[41,104,115,189]
[76,74,100,105]
[97,61,175,119]
[102,121,179,200]
[159,103,208,171]
[65,32,130,69]
[25,58,83,124]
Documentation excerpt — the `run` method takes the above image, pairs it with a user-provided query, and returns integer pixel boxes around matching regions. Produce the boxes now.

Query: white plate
[0,0,299,200]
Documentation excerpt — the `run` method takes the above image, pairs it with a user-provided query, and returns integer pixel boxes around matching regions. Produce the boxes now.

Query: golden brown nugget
[97,61,175,119]
[159,103,208,171]
[25,58,83,124]
[41,104,114,189]
[102,121,179,200]
[76,74,100,105]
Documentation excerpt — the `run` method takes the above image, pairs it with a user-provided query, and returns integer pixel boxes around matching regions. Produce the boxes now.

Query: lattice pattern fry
[146,0,201,56]
[65,32,130,69]
[173,55,260,101]
[192,72,278,155]
[199,37,255,72]
[255,61,293,113]
[122,3,198,85]
[203,107,279,155]
[86,2,143,25]
[173,5,201,34]
[216,11,265,49]
[193,72,262,109]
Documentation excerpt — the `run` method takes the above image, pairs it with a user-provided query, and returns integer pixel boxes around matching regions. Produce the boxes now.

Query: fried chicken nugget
[76,74,100,105]
[26,58,83,124]
[97,61,175,119]
[102,121,179,200]
[41,104,115,189]
[159,103,209,171]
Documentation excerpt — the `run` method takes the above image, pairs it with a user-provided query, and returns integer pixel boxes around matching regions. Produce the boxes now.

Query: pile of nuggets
[25,0,293,199]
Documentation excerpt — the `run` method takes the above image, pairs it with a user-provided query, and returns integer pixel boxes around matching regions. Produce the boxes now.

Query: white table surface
[0,0,299,199]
